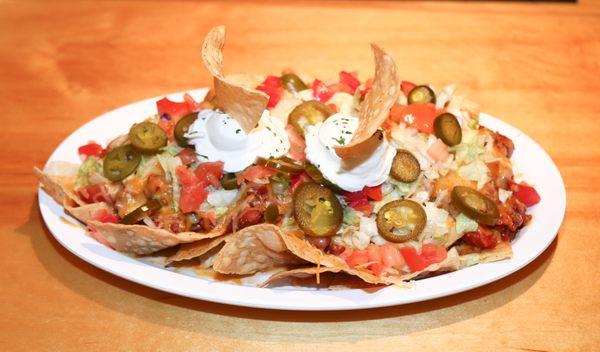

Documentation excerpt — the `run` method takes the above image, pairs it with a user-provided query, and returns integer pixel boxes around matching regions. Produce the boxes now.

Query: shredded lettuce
[458,160,490,189]
[343,207,361,226]
[156,153,182,211]
[75,156,101,188]
[389,177,420,197]
[164,143,184,157]
[455,213,478,234]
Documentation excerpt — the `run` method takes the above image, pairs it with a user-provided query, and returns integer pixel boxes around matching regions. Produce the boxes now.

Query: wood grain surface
[1,1,599,351]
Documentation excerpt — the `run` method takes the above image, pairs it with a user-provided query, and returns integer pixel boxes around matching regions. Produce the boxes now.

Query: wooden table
[1,1,599,350]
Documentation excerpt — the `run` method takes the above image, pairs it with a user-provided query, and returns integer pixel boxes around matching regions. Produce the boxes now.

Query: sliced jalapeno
[264,204,280,224]
[391,150,421,183]
[120,199,161,225]
[281,73,307,93]
[434,113,462,146]
[174,113,197,147]
[407,85,436,105]
[289,100,333,137]
[256,157,304,174]
[304,163,344,194]
[103,144,141,182]
[451,186,499,225]
[129,121,168,153]
[376,200,427,243]
[220,173,239,190]
[293,182,343,237]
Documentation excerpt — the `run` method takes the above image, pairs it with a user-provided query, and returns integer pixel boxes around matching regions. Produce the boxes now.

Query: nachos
[36,26,541,287]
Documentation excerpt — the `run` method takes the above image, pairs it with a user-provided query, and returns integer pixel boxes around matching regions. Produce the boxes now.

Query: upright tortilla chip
[213,224,304,275]
[201,26,269,133]
[335,44,400,159]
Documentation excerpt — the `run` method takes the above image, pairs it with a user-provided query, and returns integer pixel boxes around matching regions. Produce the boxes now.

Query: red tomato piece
[463,226,498,249]
[345,249,369,268]
[177,148,198,165]
[401,81,417,96]
[312,79,334,102]
[360,78,373,96]
[183,92,201,112]
[399,246,428,272]
[237,165,277,185]
[156,97,193,121]
[420,243,448,266]
[78,142,104,159]
[328,82,353,95]
[427,138,450,162]
[77,183,112,204]
[176,166,208,213]
[364,185,383,201]
[513,182,541,207]
[96,209,119,224]
[157,118,175,141]
[339,71,361,93]
[285,124,306,162]
[195,161,224,187]
[392,103,438,134]
[256,75,283,108]
[343,189,375,216]
[290,171,311,194]
[380,243,405,270]
[366,244,384,276]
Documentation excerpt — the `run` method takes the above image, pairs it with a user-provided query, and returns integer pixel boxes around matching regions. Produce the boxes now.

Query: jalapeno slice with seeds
[174,113,197,147]
[120,199,162,225]
[451,186,499,225]
[434,113,462,146]
[293,182,343,237]
[220,173,239,190]
[264,204,280,224]
[256,157,304,174]
[407,85,436,105]
[103,144,141,182]
[129,121,168,153]
[376,200,427,243]
[304,163,344,194]
[391,150,421,183]
[281,73,307,94]
[289,100,333,137]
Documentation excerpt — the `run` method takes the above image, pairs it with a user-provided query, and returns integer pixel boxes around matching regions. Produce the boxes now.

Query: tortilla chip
[65,202,113,223]
[213,224,304,275]
[335,44,400,159]
[166,234,229,264]
[459,241,513,268]
[88,220,229,256]
[262,247,461,287]
[201,26,269,133]
[34,166,84,206]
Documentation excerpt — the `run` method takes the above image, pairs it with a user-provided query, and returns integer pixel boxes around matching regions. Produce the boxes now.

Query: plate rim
[37,89,566,311]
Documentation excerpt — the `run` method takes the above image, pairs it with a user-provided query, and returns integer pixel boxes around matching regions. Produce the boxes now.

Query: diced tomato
[157,118,175,141]
[345,249,369,268]
[339,71,361,93]
[512,182,541,207]
[401,81,417,96]
[156,97,193,121]
[195,161,224,187]
[463,226,498,249]
[389,103,439,134]
[285,124,306,162]
[427,138,450,162]
[77,183,112,204]
[176,165,208,213]
[421,243,448,265]
[399,246,427,272]
[237,165,277,185]
[380,243,405,269]
[312,79,334,102]
[256,75,283,108]
[366,244,384,276]
[177,148,198,165]
[93,209,119,224]
[364,185,383,201]
[290,171,311,194]
[78,142,104,159]
[183,92,201,112]
[328,82,353,95]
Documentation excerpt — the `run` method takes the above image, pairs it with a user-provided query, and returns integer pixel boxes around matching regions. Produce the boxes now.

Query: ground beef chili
[491,131,515,158]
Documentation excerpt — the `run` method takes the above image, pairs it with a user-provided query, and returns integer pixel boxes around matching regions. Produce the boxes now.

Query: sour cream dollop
[304,113,396,192]
[185,109,290,172]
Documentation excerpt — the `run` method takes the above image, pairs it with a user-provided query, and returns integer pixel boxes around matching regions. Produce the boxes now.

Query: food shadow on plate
[21,196,559,343]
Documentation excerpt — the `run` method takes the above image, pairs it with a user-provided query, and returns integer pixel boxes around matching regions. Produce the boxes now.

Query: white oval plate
[38,89,566,311]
